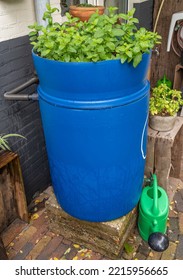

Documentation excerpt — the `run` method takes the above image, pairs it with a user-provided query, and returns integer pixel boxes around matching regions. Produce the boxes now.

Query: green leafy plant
[149,84,183,116]
[77,3,95,7]
[29,5,161,67]
[0,134,26,151]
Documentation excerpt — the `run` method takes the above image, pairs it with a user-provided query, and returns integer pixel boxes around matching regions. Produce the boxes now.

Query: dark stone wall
[0,35,51,203]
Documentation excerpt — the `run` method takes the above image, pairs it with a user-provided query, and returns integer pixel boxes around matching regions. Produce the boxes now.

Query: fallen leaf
[19,250,23,254]
[31,213,39,220]
[34,199,41,204]
[124,242,134,254]
[149,252,154,257]
[60,256,67,260]
[78,249,88,253]
[73,256,78,260]
[10,242,14,247]
[73,244,80,249]
[175,240,179,244]
[53,257,59,260]
[64,248,71,255]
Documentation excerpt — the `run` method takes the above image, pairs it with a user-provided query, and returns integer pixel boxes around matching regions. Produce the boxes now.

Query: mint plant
[29,5,161,67]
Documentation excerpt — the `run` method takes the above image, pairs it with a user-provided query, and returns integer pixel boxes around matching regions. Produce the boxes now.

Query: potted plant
[69,1,105,22]
[28,5,161,222]
[149,83,183,131]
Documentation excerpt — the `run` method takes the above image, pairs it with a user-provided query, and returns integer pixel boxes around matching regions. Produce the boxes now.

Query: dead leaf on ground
[64,248,71,255]
[124,242,134,254]
[73,244,80,249]
[30,213,39,220]
[149,252,154,257]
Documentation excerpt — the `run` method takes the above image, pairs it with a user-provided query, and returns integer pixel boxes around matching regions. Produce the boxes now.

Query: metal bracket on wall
[4,76,39,101]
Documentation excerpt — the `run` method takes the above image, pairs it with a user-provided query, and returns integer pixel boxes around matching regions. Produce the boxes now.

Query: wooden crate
[145,117,183,191]
[0,151,28,233]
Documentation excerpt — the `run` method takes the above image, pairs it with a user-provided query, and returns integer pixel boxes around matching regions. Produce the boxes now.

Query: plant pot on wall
[69,5,105,21]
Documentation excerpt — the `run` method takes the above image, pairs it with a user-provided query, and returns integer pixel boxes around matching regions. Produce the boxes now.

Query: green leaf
[126,51,132,58]
[45,41,54,49]
[112,29,124,37]
[106,42,115,51]
[97,46,104,53]
[133,53,142,67]
[120,54,127,64]
[29,31,37,36]
[41,49,51,56]
[94,29,104,38]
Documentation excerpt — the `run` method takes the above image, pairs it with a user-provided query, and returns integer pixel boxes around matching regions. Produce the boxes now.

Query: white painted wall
[0,0,62,42]
[0,0,106,42]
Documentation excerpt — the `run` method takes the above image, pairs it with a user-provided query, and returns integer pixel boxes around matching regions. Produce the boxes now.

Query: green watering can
[138,174,169,252]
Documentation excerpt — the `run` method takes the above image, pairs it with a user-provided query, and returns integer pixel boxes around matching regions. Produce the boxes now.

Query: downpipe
[4,76,39,101]
[4,0,49,101]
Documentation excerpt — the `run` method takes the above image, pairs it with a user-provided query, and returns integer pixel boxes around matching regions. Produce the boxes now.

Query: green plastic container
[138,174,169,241]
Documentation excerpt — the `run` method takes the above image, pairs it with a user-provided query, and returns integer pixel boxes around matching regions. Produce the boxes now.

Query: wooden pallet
[0,151,28,233]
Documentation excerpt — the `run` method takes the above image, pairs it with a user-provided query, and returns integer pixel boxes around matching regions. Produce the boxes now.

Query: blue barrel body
[33,52,150,222]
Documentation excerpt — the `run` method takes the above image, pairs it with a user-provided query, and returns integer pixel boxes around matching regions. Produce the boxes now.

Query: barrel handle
[141,113,148,159]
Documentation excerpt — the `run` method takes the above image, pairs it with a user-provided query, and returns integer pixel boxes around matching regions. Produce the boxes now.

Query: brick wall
[0,35,51,203]
[0,1,64,202]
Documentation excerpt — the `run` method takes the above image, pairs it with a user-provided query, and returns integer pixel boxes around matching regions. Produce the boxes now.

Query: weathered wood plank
[151,0,183,86]
[157,117,183,144]
[145,117,183,191]
[0,236,8,260]
[0,151,17,169]
[0,190,6,232]
[0,151,29,233]
[171,125,183,180]
[145,126,158,176]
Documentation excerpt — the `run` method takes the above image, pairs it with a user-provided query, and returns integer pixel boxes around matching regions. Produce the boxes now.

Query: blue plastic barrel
[33,52,150,222]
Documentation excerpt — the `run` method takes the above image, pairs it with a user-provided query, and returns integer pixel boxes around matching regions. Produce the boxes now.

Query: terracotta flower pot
[69,6,105,22]
[149,114,177,132]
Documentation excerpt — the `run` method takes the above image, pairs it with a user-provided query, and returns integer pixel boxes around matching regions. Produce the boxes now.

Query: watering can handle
[152,174,159,215]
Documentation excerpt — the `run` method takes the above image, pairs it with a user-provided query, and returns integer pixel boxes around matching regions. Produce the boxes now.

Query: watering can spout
[151,174,159,216]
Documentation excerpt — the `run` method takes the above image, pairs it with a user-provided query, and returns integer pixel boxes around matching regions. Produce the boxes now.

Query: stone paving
[1,179,183,260]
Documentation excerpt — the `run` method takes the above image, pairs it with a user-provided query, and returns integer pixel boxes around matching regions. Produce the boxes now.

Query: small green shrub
[149,84,183,116]
[29,5,161,67]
